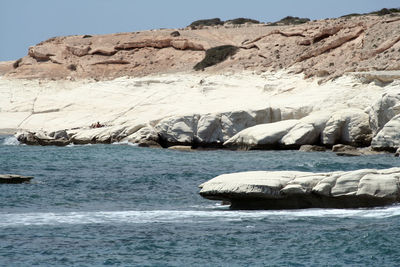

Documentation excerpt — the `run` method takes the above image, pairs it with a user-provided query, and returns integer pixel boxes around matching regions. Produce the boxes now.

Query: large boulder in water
[199,168,400,209]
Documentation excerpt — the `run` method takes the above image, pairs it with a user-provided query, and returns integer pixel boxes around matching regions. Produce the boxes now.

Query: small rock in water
[299,145,326,152]
[0,174,33,184]
[168,145,193,151]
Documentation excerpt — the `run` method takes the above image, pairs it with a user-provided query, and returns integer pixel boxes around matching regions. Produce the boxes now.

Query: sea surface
[1,135,400,266]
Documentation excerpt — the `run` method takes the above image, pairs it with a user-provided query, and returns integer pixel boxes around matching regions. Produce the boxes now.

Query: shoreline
[2,70,399,153]
[0,129,17,135]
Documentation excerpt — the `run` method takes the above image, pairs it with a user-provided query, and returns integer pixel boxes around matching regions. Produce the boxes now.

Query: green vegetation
[268,16,310,26]
[189,18,223,28]
[67,64,77,71]
[13,58,22,69]
[341,8,400,18]
[194,45,238,71]
[225,18,260,24]
[189,17,260,28]
[372,8,400,16]
[170,31,180,37]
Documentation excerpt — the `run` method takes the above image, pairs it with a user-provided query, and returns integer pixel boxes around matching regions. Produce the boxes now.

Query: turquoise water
[1,135,400,266]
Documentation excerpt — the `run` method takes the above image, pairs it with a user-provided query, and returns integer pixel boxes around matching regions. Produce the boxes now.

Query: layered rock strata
[1,13,400,152]
[3,13,400,80]
[199,168,400,209]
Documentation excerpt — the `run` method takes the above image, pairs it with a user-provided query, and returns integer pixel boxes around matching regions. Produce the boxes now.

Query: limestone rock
[368,88,400,134]
[355,71,400,84]
[123,126,159,144]
[371,114,400,151]
[395,148,400,157]
[299,145,326,152]
[16,131,40,145]
[16,130,70,146]
[155,115,199,145]
[48,130,69,140]
[280,122,318,146]
[332,144,361,156]
[199,168,400,209]
[137,140,162,148]
[0,174,34,184]
[321,109,372,146]
[219,109,271,141]
[196,114,223,144]
[168,145,193,151]
[223,120,299,149]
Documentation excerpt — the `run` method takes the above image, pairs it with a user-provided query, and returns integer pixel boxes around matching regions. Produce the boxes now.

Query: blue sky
[1,0,399,61]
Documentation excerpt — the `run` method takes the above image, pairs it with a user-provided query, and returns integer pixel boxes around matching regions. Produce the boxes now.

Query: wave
[112,140,138,146]
[1,205,400,227]
[2,136,20,146]
[66,143,92,147]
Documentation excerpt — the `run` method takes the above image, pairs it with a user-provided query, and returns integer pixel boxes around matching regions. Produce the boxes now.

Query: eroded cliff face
[1,13,400,151]
[3,14,400,80]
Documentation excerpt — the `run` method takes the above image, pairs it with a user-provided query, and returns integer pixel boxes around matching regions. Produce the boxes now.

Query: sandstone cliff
[3,13,400,81]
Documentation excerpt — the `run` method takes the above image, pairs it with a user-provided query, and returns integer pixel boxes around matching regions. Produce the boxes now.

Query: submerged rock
[199,168,400,209]
[299,145,326,152]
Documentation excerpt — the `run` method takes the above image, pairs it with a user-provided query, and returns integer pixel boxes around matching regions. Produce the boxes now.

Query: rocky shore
[6,70,399,154]
[199,168,400,209]
[0,12,399,154]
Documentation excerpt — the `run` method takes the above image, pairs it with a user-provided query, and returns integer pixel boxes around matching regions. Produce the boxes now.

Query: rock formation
[2,13,400,80]
[199,168,400,209]
[1,12,400,153]
[0,174,33,184]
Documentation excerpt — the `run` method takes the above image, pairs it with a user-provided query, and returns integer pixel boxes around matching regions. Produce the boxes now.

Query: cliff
[1,12,400,152]
[3,13,400,81]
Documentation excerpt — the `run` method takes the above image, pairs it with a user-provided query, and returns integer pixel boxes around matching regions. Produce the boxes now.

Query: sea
[1,135,400,266]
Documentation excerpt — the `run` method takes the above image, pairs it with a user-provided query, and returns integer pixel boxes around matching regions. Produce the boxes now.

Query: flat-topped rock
[0,174,33,184]
[199,168,400,209]
[355,71,400,84]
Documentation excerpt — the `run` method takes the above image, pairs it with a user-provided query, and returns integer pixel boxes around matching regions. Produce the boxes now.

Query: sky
[1,0,399,61]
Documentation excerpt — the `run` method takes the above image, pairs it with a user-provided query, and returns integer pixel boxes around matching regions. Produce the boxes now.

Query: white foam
[1,206,399,227]
[65,143,92,147]
[112,140,138,146]
[2,136,20,146]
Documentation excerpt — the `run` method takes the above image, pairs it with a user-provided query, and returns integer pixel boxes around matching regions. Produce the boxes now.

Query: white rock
[321,109,372,146]
[280,122,318,146]
[219,109,271,141]
[155,115,199,144]
[122,125,158,143]
[196,114,223,143]
[331,169,377,197]
[371,114,400,150]
[368,88,400,134]
[223,120,299,149]
[357,173,399,199]
[199,168,400,209]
